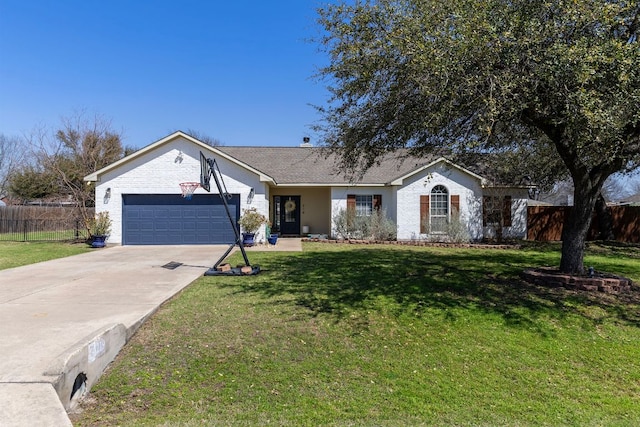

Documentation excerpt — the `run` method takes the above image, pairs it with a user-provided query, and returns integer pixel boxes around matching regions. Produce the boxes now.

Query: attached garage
[85,132,276,245]
[122,194,239,245]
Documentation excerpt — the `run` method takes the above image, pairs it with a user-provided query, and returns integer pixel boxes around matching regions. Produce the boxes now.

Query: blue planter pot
[242,232,256,247]
[267,233,279,245]
[90,235,107,248]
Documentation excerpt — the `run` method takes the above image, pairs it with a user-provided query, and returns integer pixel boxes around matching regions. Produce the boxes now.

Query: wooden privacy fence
[528,206,640,243]
[0,205,80,221]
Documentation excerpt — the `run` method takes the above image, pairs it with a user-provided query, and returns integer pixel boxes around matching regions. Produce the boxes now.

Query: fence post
[23,219,28,242]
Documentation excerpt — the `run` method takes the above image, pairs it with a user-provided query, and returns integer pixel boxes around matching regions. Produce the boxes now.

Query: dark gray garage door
[122,194,239,245]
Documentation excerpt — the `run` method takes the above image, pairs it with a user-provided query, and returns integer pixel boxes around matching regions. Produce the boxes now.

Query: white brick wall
[327,161,527,241]
[395,162,484,241]
[482,188,529,240]
[94,137,268,244]
[330,187,395,238]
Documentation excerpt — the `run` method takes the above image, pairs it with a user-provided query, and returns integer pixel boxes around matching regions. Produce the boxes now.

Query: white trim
[275,183,388,187]
[483,184,535,190]
[389,157,486,186]
[84,131,276,185]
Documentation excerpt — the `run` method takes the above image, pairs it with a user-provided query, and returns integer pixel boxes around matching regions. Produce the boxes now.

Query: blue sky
[0,1,329,148]
[1,1,638,196]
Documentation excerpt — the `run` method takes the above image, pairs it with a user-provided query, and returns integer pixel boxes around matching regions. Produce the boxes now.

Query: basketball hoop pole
[202,156,251,269]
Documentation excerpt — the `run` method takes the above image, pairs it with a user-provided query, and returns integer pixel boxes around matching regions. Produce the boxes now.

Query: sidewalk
[243,237,302,251]
[0,245,227,427]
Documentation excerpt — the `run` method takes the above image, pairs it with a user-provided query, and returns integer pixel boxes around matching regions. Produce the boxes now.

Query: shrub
[444,209,471,243]
[332,208,396,241]
[368,209,397,241]
[89,211,112,236]
[420,208,470,243]
[239,208,267,234]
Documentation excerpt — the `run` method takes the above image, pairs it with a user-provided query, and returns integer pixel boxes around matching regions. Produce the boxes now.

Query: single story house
[84,131,531,245]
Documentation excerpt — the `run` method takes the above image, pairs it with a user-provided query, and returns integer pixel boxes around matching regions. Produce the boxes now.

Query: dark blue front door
[279,195,301,235]
[122,194,239,245]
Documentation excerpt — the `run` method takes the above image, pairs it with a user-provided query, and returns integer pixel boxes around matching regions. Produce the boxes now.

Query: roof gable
[388,157,486,186]
[83,131,275,183]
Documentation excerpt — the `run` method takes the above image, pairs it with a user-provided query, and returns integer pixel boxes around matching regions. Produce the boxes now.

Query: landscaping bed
[302,237,519,250]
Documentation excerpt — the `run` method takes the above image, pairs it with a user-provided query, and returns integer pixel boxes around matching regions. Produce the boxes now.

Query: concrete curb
[45,323,127,411]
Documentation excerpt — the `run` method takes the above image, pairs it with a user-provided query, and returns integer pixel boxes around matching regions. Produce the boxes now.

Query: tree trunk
[559,178,600,274]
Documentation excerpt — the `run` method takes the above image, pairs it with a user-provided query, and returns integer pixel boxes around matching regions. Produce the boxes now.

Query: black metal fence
[0,219,87,242]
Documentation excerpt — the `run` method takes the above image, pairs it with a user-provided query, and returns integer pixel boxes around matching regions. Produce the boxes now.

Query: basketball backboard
[200,151,211,192]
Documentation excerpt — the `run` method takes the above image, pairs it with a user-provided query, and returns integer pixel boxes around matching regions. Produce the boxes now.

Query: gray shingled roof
[216,147,436,185]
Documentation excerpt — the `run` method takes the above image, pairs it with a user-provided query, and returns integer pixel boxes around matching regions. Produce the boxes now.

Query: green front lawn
[0,241,91,270]
[72,242,640,426]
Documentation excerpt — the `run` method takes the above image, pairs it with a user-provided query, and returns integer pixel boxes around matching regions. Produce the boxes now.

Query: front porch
[268,187,332,237]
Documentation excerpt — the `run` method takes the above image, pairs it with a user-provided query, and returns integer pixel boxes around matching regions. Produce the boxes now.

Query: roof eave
[388,157,486,185]
[83,131,277,185]
[483,184,536,190]
[84,131,191,182]
[210,149,276,184]
[268,182,388,187]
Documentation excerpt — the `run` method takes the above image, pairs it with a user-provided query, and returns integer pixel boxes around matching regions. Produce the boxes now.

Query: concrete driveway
[0,245,229,427]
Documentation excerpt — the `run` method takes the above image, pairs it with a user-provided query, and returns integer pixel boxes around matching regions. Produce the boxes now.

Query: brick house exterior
[84,131,530,245]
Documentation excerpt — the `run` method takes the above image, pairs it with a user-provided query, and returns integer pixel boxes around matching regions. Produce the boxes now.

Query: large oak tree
[315,0,640,274]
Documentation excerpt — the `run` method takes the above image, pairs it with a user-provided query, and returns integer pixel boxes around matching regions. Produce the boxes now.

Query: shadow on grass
[217,246,640,335]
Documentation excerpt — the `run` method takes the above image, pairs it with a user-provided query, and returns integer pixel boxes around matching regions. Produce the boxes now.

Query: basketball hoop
[179,182,200,200]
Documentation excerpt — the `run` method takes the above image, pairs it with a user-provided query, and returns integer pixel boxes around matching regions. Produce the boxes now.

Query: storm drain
[161,261,183,270]
[70,372,87,402]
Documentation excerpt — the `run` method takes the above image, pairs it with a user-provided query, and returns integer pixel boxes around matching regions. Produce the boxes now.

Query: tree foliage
[8,166,57,201]
[315,0,640,273]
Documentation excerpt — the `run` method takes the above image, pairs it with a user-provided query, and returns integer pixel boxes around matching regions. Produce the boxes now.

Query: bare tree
[30,113,124,234]
[0,133,28,198]
[183,129,223,147]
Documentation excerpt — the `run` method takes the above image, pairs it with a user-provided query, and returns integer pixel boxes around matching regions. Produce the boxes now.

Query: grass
[0,241,91,270]
[72,242,640,426]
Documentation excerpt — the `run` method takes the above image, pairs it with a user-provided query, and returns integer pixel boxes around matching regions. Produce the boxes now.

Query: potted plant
[265,222,278,245]
[87,211,112,248]
[238,207,267,247]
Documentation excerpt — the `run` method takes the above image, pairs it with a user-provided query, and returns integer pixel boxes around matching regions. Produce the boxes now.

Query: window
[430,185,449,232]
[420,189,460,234]
[347,194,382,217]
[284,197,296,223]
[355,195,373,216]
[273,196,281,231]
[483,195,512,226]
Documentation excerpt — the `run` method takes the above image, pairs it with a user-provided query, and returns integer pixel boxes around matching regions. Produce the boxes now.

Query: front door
[278,196,300,235]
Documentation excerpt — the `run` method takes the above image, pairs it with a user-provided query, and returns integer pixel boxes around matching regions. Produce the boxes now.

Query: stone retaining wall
[521,267,633,293]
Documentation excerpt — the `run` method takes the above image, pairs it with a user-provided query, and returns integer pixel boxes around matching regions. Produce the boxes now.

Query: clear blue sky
[0,0,330,148]
[1,1,638,196]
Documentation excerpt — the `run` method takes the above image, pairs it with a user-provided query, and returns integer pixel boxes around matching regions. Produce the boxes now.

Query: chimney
[300,136,312,147]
